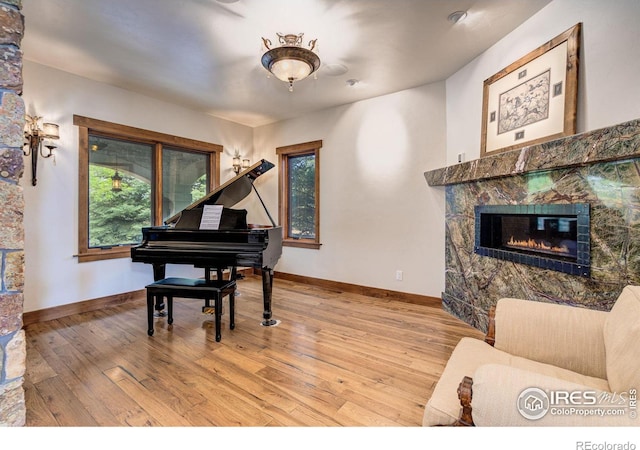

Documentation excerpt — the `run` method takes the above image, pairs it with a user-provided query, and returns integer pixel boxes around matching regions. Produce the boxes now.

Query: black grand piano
[131,159,282,326]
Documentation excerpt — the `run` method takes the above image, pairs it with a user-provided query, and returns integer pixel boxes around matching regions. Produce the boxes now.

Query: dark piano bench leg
[146,290,155,336]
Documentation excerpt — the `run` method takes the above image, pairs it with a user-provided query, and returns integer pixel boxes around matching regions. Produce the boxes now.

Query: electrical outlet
[395,270,403,281]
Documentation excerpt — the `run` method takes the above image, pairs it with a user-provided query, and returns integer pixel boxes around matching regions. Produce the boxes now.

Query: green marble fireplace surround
[424,118,640,332]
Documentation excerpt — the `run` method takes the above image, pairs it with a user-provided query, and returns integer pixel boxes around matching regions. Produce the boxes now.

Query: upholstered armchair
[423,286,640,426]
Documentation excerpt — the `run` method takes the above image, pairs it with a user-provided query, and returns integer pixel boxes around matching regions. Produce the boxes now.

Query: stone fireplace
[425,118,640,332]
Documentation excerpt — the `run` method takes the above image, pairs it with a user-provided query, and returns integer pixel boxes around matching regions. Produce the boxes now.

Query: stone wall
[0,0,26,427]
[425,119,640,332]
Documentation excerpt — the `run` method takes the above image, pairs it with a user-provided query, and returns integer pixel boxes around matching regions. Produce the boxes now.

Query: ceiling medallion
[261,33,321,92]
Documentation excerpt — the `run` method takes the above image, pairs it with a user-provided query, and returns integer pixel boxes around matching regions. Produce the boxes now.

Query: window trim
[74,115,222,262]
[276,140,322,249]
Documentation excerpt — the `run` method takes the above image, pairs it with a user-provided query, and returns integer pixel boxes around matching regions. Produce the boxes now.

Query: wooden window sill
[77,246,132,263]
[283,240,322,250]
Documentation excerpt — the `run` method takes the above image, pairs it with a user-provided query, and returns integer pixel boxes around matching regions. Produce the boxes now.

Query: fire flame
[507,236,570,254]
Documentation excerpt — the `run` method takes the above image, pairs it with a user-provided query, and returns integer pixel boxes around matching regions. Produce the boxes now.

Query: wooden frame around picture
[480,23,581,157]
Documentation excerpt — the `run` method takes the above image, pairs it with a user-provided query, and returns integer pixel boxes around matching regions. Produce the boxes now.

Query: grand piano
[131,159,282,326]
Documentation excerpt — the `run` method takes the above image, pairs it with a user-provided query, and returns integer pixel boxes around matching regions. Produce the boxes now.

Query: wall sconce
[232,150,250,175]
[23,114,60,186]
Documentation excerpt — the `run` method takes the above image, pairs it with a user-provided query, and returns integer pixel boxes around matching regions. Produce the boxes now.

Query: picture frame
[480,23,581,157]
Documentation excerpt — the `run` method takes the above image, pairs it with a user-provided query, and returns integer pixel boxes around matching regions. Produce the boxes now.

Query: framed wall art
[480,23,581,157]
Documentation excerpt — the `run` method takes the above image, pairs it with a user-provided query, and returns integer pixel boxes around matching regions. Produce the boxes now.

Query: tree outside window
[88,137,152,248]
[288,154,316,239]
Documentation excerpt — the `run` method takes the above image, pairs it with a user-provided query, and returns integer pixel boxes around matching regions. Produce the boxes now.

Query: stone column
[0,0,26,427]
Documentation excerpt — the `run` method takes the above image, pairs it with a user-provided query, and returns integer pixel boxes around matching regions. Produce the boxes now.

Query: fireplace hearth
[474,203,590,277]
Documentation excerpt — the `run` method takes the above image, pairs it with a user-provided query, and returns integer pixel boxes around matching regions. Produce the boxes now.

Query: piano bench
[145,277,236,342]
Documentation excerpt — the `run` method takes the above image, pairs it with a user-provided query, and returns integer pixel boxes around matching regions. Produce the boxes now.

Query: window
[88,136,153,248]
[75,115,222,262]
[162,146,209,223]
[276,140,322,249]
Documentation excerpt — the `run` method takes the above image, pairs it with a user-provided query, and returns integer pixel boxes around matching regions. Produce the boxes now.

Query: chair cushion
[422,337,609,426]
[472,364,636,426]
[603,285,640,392]
[494,298,608,379]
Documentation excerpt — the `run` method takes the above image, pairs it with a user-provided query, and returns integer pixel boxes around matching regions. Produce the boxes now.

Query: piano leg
[146,290,155,336]
[152,263,166,281]
[261,268,277,326]
[152,263,167,316]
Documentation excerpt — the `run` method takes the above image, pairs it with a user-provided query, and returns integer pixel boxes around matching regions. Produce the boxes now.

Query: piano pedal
[202,304,224,315]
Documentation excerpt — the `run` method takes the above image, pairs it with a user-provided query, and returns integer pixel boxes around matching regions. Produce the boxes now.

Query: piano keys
[131,159,282,326]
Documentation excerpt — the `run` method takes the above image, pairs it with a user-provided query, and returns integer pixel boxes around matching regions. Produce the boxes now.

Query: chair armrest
[493,298,608,378]
[470,364,637,426]
[454,376,475,426]
[484,306,496,346]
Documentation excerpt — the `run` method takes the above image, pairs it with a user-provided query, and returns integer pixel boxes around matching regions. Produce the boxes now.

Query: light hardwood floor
[24,275,484,427]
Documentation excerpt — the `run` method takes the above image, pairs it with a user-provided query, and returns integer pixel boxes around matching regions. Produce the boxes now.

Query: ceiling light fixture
[261,33,321,92]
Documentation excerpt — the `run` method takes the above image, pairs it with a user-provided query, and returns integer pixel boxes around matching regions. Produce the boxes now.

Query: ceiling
[21,0,551,128]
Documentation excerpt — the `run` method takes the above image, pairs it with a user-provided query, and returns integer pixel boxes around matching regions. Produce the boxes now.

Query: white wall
[254,83,447,297]
[22,61,254,313]
[446,0,640,164]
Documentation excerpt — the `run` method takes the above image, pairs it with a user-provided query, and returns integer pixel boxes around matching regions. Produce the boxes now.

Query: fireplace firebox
[474,203,590,277]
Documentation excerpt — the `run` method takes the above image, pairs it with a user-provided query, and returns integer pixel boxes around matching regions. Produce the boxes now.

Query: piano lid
[165,159,275,226]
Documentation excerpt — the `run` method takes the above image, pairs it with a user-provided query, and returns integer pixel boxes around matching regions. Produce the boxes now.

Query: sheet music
[199,204,223,230]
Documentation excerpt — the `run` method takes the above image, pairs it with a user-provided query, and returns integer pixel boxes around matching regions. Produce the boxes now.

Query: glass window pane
[88,135,152,247]
[162,147,209,223]
[288,153,316,239]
